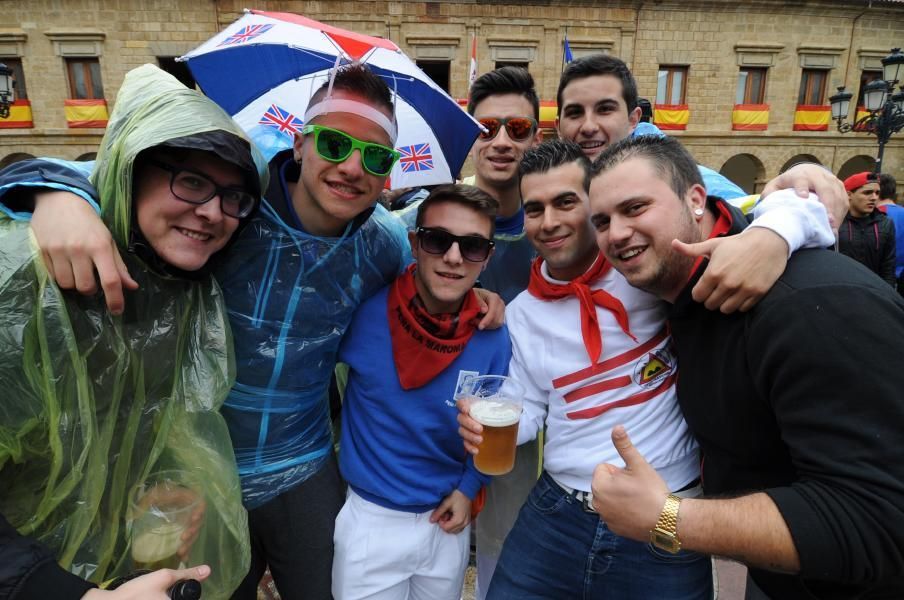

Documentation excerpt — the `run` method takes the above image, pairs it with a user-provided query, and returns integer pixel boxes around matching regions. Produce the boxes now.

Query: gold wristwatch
[650,493,682,553]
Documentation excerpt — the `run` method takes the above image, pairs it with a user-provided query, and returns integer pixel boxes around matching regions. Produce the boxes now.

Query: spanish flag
[539,100,557,129]
[853,107,872,132]
[731,104,769,131]
[792,105,829,132]
[64,99,108,128]
[0,99,33,128]
[653,104,689,130]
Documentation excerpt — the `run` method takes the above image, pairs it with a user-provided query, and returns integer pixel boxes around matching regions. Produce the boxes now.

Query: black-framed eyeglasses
[416,227,495,262]
[147,159,257,219]
[477,116,538,141]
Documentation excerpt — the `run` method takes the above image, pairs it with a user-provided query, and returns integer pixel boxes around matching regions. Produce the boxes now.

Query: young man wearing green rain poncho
[0,64,267,599]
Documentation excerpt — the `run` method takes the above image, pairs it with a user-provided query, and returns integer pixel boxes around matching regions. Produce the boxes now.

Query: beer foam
[131,523,184,562]
[469,399,520,427]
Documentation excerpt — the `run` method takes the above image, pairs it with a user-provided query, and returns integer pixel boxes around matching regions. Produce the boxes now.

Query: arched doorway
[837,155,874,180]
[780,154,821,174]
[720,154,765,194]
[0,153,36,169]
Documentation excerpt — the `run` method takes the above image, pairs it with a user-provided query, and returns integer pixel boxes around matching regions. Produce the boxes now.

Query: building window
[797,68,827,105]
[656,66,687,105]
[495,61,529,72]
[736,67,766,104]
[66,57,104,99]
[415,60,450,93]
[2,58,27,100]
[856,70,882,108]
[158,57,196,90]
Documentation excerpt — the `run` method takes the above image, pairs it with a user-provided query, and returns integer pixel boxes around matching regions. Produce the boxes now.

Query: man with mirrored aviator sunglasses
[398,67,544,304]
[3,62,504,600]
[334,184,510,600]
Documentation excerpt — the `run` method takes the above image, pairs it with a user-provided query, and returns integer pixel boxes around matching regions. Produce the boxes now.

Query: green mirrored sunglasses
[301,124,400,177]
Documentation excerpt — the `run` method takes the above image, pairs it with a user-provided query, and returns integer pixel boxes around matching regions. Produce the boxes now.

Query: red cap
[844,171,876,192]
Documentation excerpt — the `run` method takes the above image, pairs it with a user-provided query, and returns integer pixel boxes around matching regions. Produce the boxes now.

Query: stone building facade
[2,0,902,192]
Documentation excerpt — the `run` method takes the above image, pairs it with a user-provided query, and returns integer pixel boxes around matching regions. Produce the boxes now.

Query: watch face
[651,529,681,554]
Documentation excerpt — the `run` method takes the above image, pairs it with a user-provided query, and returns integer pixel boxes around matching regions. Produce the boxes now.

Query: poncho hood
[91,64,268,263]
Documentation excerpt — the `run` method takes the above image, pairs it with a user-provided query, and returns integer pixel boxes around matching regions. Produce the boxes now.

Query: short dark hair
[557,54,639,115]
[519,140,592,192]
[880,173,898,201]
[592,135,703,200]
[415,184,499,237]
[468,66,540,121]
[310,62,393,114]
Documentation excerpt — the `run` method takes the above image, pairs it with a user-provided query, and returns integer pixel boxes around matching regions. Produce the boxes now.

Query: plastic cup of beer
[457,375,525,476]
[128,470,201,571]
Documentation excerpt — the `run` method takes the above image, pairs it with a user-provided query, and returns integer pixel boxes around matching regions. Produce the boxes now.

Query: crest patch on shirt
[633,347,675,388]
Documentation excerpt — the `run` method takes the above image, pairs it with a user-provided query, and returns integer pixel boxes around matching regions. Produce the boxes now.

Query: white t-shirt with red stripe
[507,260,699,493]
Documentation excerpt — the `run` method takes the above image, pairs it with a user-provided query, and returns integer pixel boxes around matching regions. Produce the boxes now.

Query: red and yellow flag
[539,100,557,129]
[731,104,768,131]
[0,100,33,128]
[792,105,829,131]
[653,104,689,130]
[853,107,873,132]
[64,99,108,128]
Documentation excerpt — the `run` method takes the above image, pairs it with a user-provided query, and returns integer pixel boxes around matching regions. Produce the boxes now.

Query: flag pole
[561,27,567,75]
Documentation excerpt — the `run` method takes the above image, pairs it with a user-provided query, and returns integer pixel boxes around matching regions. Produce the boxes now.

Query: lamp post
[829,47,904,174]
[0,63,14,120]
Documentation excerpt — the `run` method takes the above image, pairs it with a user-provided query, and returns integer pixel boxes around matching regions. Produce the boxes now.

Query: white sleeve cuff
[749,188,836,256]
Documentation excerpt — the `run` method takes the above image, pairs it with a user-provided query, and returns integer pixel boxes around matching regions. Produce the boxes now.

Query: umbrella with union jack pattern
[180,9,483,188]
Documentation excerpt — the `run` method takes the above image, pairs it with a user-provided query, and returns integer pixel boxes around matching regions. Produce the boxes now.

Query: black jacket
[839,211,896,287]
[668,198,904,599]
[0,514,94,599]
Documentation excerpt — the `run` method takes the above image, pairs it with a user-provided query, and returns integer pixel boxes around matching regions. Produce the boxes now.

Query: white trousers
[332,489,471,600]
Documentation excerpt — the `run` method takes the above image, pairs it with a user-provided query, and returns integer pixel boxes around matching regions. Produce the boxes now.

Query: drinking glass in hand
[456,375,525,475]
[128,471,202,571]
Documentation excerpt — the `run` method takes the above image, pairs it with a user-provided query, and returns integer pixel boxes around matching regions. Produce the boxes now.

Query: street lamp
[829,47,904,174]
[0,63,14,120]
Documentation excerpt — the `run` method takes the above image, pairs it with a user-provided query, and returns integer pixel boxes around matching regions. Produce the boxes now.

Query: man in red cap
[839,171,896,287]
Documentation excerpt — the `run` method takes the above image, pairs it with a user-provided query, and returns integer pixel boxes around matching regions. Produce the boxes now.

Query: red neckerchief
[527,252,636,366]
[387,264,482,390]
[687,200,735,283]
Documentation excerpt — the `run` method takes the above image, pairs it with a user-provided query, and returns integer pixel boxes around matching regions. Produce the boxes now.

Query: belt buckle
[580,492,596,514]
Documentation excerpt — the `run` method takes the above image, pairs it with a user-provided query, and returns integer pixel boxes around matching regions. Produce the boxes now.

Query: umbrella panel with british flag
[180,10,482,189]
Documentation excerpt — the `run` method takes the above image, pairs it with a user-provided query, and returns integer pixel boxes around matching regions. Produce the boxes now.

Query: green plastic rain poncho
[0,64,268,598]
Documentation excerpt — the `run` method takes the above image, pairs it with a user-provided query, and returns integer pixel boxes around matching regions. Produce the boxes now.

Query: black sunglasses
[477,117,538,141]
[147,159,257,219]
[416,227,495,262]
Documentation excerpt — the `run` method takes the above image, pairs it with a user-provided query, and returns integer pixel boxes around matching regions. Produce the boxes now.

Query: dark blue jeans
[487,471,713,600]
